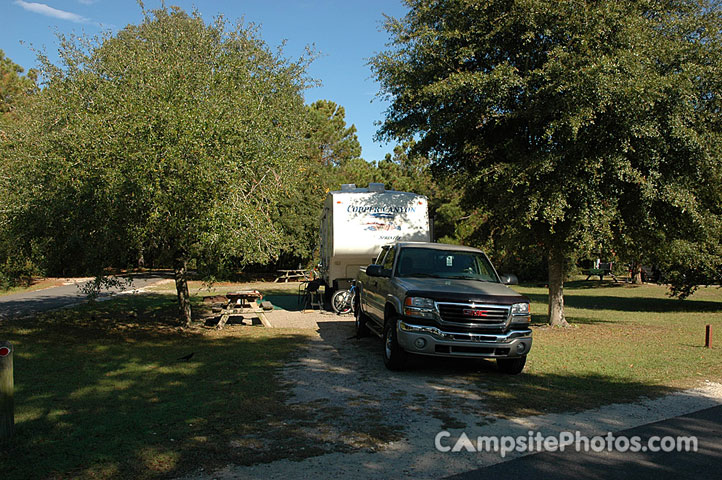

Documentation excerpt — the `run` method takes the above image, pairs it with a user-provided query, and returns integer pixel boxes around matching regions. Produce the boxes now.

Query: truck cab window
[375,247,389,265]
[381,246,396,272]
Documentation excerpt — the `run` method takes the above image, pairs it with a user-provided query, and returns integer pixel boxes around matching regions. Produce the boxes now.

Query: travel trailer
[319,183,430,293]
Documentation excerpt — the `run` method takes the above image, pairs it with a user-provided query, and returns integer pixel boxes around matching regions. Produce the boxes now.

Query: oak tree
[372,0,722,324]
[5,6,312,325]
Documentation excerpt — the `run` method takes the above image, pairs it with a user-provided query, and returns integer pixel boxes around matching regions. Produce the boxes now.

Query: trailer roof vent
[368,183,385,192]
[341,184,357,191]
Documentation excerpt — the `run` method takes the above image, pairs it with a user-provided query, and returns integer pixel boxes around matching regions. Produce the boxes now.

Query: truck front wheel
[497,356,527,374]
[383,316,407,370]
[354,296,370,337]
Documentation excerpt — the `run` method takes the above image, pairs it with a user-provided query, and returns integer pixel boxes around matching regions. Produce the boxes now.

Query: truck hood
[398,277,529,305]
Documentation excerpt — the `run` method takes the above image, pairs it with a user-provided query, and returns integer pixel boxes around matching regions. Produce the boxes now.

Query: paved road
[0,273,170,319]
[447,405,722,480]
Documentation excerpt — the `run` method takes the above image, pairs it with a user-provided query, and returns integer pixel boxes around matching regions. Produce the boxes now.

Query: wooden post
[0,341,13,441]
[705,325,712,348]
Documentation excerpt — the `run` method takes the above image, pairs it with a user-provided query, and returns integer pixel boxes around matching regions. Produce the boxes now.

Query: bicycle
[331,283,357,314]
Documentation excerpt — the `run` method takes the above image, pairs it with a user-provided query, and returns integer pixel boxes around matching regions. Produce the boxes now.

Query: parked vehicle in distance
[355,242,532,374]
[319,183,430,297]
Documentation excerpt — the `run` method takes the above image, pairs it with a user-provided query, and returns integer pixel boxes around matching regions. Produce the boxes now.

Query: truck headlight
[404,297,436,319]
[511,302,530,323]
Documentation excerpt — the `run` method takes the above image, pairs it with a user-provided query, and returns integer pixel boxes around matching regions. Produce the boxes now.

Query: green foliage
[269,100,365,267]
[3,6,314,323]
[304,99,362,167]
[371,0,722,310]
[5,6,312,281]
[0,241,38,289]
[0,49,37,114]
[0,50,39,288]
[269,101,450,269]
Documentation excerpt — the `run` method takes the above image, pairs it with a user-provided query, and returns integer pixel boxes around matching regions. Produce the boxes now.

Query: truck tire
[383,315,407,370]
[497,356,526,375]
[354,296,370,337]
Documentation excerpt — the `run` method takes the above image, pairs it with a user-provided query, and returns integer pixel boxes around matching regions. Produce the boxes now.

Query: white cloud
[14,0,91,24]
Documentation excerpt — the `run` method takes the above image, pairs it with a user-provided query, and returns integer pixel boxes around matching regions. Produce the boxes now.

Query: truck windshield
[395,248,499,282]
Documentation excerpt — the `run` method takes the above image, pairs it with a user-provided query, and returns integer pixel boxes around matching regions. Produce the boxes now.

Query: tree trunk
[174,257,192,327]
[548,248,569,327]
[630,261,643,284]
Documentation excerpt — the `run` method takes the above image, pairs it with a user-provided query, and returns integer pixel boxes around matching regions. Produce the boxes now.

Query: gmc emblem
[463,309,489,317]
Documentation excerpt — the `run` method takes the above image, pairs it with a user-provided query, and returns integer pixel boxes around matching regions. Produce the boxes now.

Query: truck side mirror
[365,264,387,277]
[500,273,518,285]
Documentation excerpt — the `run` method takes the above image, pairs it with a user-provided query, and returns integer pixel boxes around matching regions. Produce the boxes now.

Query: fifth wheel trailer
[319,183,430,293]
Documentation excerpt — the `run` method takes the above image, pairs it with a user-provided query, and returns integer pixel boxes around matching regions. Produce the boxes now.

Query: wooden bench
[273,269,310,283]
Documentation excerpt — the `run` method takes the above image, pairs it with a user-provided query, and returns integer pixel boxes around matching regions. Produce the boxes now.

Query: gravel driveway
[185,311,722,480]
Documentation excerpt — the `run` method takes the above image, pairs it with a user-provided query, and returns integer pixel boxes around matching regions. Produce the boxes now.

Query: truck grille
[436,303,509,327]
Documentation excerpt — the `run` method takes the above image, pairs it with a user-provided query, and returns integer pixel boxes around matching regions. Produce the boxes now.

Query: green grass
[478,280,722,417]
[1,280,721,477]
[1,293,312,479]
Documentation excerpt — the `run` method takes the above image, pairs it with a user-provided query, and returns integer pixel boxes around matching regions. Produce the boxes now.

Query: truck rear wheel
[497,356,526,374]
[383,316,407,370]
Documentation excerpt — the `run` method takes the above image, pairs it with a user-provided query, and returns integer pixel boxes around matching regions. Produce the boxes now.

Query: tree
[377,142,433,192]
[304,100,362,167]
[5,6,312,325]
[269,100,365,268]
[0,50,38,115]
[0,51,39,288]
[372,0,722,325]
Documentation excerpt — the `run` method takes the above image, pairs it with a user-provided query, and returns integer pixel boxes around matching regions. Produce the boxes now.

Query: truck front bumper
[397,320,532,358]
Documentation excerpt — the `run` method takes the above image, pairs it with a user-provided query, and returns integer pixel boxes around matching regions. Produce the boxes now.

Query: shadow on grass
[562,280,630,290]
[524,292,722,314]
[530,313,614,326]
[478,369,678,417]
[1,294,313,479]
[381,356,678,418]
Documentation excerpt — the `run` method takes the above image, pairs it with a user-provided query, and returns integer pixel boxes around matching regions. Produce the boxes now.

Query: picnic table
[214,290,271,329]
[584,262,620,282]
[273,269,310,283]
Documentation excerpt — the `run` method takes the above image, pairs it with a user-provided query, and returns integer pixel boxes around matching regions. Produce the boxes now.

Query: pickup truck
[354,242,532,374]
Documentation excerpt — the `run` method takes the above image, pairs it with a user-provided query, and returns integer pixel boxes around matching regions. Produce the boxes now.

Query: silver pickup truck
[354,242,532,374]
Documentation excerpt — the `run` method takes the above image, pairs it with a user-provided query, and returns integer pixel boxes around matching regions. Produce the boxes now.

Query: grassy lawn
[1,293,313,479]
[1,279,720,478]
[480,281,722,417]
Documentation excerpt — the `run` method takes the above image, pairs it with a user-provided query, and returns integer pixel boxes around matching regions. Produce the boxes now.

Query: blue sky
[1,0,410,162]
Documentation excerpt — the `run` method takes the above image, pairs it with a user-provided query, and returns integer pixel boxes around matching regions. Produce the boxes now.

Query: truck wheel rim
[385,330,393,359]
